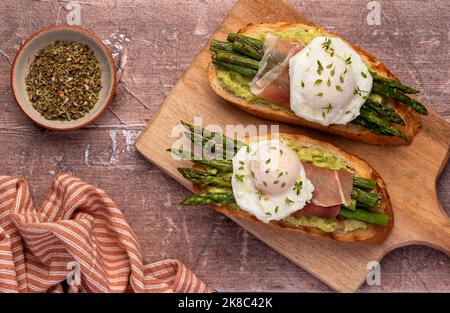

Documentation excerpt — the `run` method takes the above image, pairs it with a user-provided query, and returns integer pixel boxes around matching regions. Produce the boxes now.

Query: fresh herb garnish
[234,174,245,182]
[345,57,352,64]
[321,38,332,50]
[317,60,324,75]
[330,68,335,77]
[354,86,368,96]
[285,197,294,205]
[293,181,303,195]
[323,103,333,113]
[256,189,264,199]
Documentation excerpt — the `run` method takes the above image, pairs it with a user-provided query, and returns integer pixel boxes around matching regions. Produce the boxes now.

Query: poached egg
[231,139,314,223]
[289,36,373,126]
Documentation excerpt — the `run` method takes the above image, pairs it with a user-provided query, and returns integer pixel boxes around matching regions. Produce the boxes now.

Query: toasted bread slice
[193,132,393,243]
[208,22,422,145]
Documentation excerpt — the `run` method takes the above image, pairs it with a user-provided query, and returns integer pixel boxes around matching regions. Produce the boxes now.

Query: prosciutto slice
[303,162,353,207]
[291,203,340,218]
[250,34,304,107]
[290,163,353,218]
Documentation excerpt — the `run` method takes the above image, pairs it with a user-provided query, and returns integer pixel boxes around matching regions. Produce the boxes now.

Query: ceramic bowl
[11,25,116,131]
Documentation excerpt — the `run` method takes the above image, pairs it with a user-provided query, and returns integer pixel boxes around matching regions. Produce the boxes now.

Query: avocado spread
[284,139,352,172]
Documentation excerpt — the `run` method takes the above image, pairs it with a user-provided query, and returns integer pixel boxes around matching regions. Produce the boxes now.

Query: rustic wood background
[0,0,448,291]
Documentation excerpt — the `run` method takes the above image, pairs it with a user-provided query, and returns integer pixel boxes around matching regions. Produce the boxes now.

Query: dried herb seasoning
[26,40,102,121]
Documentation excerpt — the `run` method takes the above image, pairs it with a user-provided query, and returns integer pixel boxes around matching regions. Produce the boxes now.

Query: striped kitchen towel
[0,174,209,293]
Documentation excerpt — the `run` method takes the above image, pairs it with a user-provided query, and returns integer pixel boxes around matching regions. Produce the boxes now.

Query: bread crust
[208,22,422,145]
[193,132,394,243]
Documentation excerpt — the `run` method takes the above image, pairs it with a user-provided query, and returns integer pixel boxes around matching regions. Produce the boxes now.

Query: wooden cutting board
[135,0,450,292]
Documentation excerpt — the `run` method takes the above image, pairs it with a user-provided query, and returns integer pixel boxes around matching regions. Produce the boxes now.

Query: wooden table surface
[0,0,449,292]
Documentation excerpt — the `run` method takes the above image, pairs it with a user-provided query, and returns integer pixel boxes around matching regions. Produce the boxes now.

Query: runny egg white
[289,36,373,126]
[231,139,314,223]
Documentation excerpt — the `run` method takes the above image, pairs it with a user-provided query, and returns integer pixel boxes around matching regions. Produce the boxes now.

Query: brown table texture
[0,0,449,292]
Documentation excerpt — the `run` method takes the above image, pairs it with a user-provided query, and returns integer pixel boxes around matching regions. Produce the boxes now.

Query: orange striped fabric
[0,174,209,293]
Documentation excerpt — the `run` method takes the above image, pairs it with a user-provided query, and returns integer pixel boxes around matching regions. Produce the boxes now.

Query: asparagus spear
[178,168,232,187]
[213,50,260,70]
[184,130,236,160]
[372,83,427,115]
[339,208,389,226]
[227,33,264,61]
[210,34,264,61]
[209,39,234,52]
[359,108,406,139]
[351,116,385,136]
[351,188,381,208]
[168,149,233,172]
[181,192,236,205]
[212,59,257,77]
[353,104,405,137]
[227,33,264,52]
[365,199,382,210]
[182,121,246,153]
[342,199,357,211]
[363,99,405,125]
[232,39,263,61]
[353,177,377,191]
[370,71,418,94]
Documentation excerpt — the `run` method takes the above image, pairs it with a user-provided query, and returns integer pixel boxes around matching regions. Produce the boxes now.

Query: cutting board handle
[416,226,450,257]
[409,196,450,256]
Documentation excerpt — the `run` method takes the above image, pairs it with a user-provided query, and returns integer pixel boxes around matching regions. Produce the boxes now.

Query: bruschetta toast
[208,22,427,145]
[169,122,393,243]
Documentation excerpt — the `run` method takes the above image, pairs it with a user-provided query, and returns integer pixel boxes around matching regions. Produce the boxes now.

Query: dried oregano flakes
[26,40,102,121]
